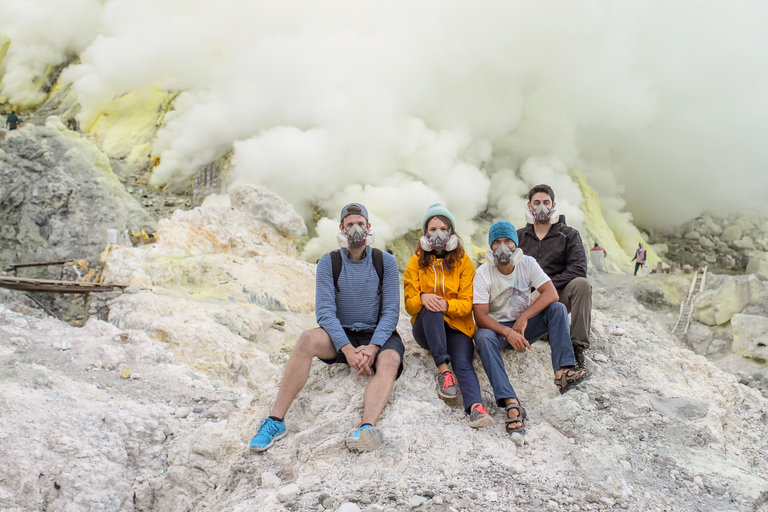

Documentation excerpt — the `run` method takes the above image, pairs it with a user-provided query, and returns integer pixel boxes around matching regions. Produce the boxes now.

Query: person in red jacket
[517,184,591,367]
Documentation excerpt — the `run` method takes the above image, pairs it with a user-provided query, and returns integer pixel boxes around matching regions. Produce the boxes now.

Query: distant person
[590,242,607,272]
[403,203,494,429]
[631,242,647,276]
[5,111,20,131]
[517,184,591,367]
[591,242,607,257]
[249,203,403,453]
[473,221,589,434]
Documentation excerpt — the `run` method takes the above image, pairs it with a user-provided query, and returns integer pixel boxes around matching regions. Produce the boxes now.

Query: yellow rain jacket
[403,252,475,338]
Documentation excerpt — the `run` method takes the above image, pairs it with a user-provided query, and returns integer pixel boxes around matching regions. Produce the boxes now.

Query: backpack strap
[331,249,343,292]
[371,248,384,295]
[371,248,385,321]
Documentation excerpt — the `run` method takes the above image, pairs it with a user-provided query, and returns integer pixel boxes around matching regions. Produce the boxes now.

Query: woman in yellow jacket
[404,204,494,428]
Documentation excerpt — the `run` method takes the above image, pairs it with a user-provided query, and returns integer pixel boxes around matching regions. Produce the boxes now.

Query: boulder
[0,118,155,265]
[693,275,768,326]
[720,225,742,243]
[746,251,768,281]
[734,236,756,250]
[732,314,768,363]
[229,184,307,242]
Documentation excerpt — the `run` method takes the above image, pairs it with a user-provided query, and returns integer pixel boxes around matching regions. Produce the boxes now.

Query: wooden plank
[3,260,71,271]
[0,276,126,294]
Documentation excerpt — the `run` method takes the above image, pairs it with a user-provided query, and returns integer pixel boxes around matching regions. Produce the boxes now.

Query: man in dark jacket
[517,184,591,366]
[5,111,20,130]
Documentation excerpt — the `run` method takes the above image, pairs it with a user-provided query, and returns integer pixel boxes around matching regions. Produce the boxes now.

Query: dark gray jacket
[517,216,587,290]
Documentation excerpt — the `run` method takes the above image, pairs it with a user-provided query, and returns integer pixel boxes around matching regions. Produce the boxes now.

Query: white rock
[276,483,301,503]
[746,251,768,281]
[337,504,361,512]
[721,225,742,243]
[732,314,768,362]
[593,353,609,362]
[261,472,282,489]
[408,496,426,508]
[611,327,626,336]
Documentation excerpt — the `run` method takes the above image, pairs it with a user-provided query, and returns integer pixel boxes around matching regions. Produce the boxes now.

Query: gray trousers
[557,277,592,349]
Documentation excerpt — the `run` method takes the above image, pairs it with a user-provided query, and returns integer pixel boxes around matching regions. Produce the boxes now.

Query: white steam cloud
[3,0,768,257]
[0,0,103,106]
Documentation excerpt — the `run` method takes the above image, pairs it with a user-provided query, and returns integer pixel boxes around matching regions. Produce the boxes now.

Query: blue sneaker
[345,425,383,452]
[249,418,287,452]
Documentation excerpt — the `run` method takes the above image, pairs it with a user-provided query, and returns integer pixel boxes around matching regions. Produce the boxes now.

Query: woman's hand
[421,293,444,312]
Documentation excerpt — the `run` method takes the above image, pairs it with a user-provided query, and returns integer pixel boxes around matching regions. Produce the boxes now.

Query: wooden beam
[0,276,127,294]
[3,260,71,271]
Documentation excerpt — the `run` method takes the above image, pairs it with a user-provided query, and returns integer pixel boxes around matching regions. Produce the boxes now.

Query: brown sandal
[505,400,526,434]
[554,367,589,395]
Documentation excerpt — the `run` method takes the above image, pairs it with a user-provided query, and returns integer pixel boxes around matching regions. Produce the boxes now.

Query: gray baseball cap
[340,203,369,222]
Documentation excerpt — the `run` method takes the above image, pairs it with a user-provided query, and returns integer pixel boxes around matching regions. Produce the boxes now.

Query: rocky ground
[1,189,768,512]
[648,211,768,277]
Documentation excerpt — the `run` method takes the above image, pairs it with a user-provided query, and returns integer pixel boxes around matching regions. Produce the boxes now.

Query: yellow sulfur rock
[571,168,660,271]
[0,33,10,82]
[86,85,177,176]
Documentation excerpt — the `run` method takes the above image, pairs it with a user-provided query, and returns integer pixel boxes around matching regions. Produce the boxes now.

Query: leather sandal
[554,367,590,395]
[505,400,526,434]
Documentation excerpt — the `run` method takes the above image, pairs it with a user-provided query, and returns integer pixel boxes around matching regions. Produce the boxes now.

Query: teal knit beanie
[421,203,456,233]
[488,221,518,247]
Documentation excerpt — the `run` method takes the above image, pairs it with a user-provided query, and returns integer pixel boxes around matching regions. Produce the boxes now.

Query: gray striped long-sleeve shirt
[315,248,400,351]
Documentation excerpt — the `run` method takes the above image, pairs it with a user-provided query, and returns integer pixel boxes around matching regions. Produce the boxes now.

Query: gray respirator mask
[419,229,459,254]
[525,204,560,225]
[485,244,524,267]
[337,224,374,249]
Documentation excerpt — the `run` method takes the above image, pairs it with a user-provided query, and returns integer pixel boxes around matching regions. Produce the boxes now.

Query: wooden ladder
[672,266,708,335]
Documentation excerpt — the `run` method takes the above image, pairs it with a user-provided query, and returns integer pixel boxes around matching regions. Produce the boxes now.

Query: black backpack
[330,248,385,319]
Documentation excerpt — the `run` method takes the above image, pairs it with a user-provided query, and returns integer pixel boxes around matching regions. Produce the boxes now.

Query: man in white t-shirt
[473,221,589,434]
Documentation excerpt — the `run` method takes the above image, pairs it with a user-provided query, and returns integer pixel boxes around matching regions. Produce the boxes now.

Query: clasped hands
[341,343,379,376]
[421,293,448,313]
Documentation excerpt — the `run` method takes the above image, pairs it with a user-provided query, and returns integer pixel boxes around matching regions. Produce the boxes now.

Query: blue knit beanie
[421,203,456,233]
[488,221,518,247]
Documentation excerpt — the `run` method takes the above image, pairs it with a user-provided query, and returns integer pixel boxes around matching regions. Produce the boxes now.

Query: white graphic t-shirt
[473,255,551,322]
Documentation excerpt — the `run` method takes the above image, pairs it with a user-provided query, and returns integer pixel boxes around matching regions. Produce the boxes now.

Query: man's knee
[376,350,401,376]
[474,329,499,352]
[545,301,568,317]
[570,277,592,297]
[294,329,330,357]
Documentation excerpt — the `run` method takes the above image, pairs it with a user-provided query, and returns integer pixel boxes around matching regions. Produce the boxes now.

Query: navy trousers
[412,308,483,413]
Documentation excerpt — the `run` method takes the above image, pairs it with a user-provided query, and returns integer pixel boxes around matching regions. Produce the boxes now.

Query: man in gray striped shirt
[250,203,404,453]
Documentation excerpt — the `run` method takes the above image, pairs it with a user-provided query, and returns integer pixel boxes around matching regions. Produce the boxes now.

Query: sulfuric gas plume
[3,0,768,258]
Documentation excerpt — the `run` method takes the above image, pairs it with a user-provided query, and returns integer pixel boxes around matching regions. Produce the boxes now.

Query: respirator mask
[485,243,523,267]
[337,224,375,248]
[419,229,458,254]
[525,204,560,225]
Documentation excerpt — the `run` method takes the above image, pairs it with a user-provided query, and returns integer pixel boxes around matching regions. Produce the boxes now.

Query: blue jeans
[412,308,483,413]
[474,302,575,407]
